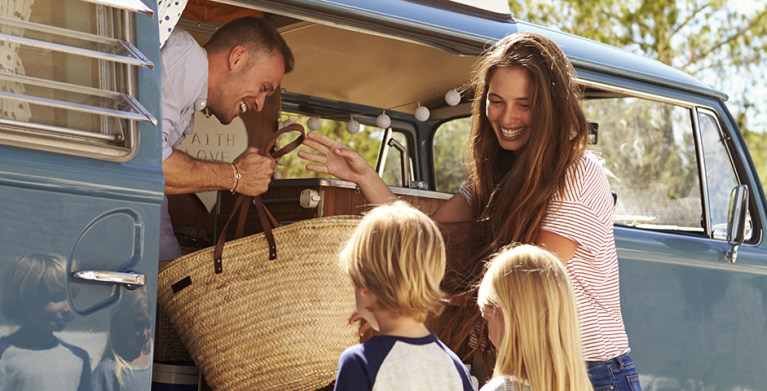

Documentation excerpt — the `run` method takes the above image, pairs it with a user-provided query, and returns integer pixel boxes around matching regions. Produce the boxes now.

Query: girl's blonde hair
[478,245,592,391]
[103,288,152,389]
[340,201,446,322]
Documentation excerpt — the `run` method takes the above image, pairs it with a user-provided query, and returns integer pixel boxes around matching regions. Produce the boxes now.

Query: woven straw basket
[157,215,361,391]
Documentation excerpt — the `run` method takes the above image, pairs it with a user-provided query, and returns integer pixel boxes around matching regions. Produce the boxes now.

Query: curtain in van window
[158,0,188,47]
[0,0,33,122]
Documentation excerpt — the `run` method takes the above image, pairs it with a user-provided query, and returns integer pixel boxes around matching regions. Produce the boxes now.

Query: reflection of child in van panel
[0,254,91,391]
[91,288,152,391]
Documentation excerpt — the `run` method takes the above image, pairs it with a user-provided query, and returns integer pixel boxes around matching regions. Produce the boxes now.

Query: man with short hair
[159,16,294,261]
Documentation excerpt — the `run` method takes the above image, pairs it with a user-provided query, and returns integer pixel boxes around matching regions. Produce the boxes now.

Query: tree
[433,118,471,193]
[508,0,767,190]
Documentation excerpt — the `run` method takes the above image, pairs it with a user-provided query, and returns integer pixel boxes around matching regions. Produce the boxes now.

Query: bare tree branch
[682,9,767,70]
[669,2,710,36]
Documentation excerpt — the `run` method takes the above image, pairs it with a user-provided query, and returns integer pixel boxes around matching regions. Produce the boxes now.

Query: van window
[698,109,753,240]
[0,0,155,161]
[583,95,703,233]
[276,113,409,187]
[432,117,470,193]
[379,131,411,187]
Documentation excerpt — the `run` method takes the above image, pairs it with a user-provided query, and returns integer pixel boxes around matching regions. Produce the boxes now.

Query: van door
[0,0,162,390]
[580,82,767,390]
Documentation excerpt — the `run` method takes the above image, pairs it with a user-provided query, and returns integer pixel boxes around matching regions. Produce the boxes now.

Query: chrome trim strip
[0,91,151,123]
[0,72,157,126]
[0,16,153,69]
[123,94,158,126]
[0,118,117,141]
[577,78,697,108]
[618,246,767,276]
[81,0,155,17]
[0,130,138,161]
[692,106,712,238]
[0,170,163,203]
[1,72,121,98]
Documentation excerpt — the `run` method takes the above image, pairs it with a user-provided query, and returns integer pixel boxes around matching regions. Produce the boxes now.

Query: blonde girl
[477,245,591,391]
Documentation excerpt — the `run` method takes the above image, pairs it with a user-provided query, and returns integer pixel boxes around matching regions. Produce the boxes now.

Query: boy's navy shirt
[334,333,473,391]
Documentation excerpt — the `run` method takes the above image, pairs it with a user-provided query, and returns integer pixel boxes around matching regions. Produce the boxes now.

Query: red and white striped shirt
[460,151,630,360]
[541,151,629,360]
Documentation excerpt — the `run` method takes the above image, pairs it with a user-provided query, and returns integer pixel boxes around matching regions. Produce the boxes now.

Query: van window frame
[579,78,761,243]
[0,1,156,162]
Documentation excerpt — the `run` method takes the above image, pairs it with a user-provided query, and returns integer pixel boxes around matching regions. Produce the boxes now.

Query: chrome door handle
[72,270,145,289]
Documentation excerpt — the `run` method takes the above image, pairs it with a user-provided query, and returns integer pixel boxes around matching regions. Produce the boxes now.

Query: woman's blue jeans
[587,353,641,391]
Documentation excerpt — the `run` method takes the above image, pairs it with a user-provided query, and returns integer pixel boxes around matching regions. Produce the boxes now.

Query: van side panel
[617,227,767,390]
[0,3,162,390]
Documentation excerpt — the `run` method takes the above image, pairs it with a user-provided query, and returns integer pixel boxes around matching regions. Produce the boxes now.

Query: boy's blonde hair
[340,201,446,323]
[478,245,592,391]
[1,253,68,323]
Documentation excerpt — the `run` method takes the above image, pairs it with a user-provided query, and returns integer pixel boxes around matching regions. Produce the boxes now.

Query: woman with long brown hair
[299,32,640,391]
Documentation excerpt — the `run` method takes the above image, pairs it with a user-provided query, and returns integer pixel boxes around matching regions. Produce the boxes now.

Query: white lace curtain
[0,0,34,122]
[158,0,187,47]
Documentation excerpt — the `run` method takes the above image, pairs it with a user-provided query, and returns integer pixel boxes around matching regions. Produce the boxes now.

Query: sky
[732,0,762,15]
[721,0,766,132]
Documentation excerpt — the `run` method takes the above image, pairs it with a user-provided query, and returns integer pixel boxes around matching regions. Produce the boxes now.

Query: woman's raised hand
[298,132,374,184]
[298,132,398,205]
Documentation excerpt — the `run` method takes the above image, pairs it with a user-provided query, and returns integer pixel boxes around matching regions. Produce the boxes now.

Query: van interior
[167,0,480,253]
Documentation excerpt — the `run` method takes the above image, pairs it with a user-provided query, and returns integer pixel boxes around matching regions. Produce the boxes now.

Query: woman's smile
[485,66,533,151]
[500,125,526,139]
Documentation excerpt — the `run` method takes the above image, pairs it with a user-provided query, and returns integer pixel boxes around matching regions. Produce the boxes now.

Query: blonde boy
[335,202,474,391]
[0,254,91,390]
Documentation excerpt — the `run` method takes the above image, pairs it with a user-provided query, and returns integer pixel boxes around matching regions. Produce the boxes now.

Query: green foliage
[275,114,411,188]
[743,129,767,193]
[585,98,702,227]
[509,0,767,191]
[508,0,767,74]
[274,114,383,180]
[433,118,471,193]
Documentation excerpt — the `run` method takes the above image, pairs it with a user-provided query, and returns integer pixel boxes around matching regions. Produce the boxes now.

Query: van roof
[253,0,727,101]
[421,0,512,20]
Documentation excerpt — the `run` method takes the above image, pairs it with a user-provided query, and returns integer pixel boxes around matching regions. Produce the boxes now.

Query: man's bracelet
[230,163,241,194]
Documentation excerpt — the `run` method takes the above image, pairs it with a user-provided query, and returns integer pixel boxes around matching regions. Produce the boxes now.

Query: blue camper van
[0,0,764,390]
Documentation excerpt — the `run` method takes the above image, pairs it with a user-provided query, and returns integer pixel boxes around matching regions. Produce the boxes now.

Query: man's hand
[163,148,274,195]
[231,146,276,196]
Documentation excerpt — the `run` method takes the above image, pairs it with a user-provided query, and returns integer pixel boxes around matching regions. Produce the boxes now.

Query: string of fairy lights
[280,89,463,134]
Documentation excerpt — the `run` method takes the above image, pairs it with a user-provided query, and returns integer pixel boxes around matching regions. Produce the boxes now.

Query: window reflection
[0,253,91,390]
[91,288,152,390]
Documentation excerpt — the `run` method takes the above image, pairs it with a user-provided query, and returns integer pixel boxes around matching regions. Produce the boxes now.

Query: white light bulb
[376,112,391,129]
[346,118,361,134]
[307,117,321,131]
[445,89,461,106]
[415,106,430,122]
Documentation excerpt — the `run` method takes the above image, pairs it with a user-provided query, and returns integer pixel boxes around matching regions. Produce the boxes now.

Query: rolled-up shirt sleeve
[160,29,208,161]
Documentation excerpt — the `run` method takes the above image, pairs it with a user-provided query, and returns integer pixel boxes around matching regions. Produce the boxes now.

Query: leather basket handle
[213,123,305,274]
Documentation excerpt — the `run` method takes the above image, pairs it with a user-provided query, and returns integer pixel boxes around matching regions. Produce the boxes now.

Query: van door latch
[72,270,146,290]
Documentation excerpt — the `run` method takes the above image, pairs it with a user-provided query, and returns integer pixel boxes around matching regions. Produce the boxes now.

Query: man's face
[208,48,285,125]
